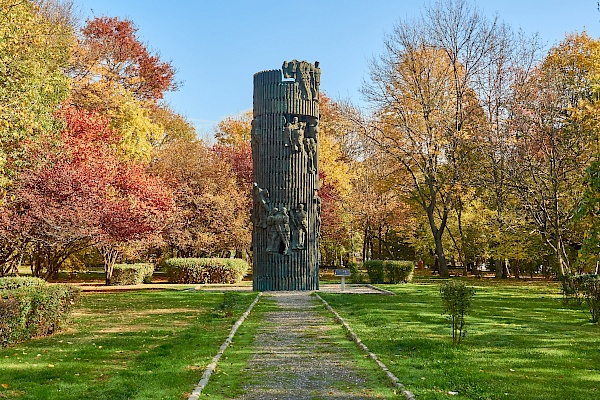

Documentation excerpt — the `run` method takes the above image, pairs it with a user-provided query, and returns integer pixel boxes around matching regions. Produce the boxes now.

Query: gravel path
[237,292,391,399]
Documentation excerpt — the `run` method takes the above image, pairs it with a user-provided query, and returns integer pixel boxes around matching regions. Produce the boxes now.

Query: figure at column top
[282,60,320,101]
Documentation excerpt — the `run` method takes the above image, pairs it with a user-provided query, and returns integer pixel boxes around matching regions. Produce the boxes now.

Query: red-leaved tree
[9,107,173,282]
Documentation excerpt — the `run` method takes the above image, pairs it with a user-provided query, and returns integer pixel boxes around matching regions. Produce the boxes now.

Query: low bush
[364,260,385,284]
[384,260,414,283]
[0,277,46,291]
[440,280,475,345]
[583,277,600,323]
[347,262,368,284]
[110,263,154,286]
[560,274,600,317]
[165,258,249,284]
[0,284,80,348]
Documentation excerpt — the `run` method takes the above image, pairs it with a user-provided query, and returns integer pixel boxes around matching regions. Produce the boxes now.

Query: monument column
[251,60,321,291]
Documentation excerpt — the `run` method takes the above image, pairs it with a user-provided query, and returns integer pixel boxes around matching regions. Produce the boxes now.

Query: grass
[201,295,400,399]
[319,278,600,400]
[0,289,258,399]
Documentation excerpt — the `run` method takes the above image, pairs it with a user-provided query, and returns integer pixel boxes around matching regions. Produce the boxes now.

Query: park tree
[362,0,509,277]
[5,108,173,280]
[150,139,250,258]
[0,0,72,192]
[509,32,599,277]
[96,161,173,285]
[69,16,178,161]
[213,110,253,207]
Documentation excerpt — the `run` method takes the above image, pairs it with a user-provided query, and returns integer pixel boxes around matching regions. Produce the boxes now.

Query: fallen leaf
[1,384,8,389]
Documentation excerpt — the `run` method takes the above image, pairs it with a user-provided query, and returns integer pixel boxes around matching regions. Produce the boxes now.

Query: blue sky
[75,0,600,138]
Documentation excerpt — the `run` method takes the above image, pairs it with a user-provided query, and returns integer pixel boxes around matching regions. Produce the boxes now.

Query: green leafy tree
[0,0,72,191]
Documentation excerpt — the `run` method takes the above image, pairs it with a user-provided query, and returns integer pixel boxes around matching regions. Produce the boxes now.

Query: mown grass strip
[320,279,600,400]
[315,292,416,400]
[188,292,262,399]
[0,290,257,399]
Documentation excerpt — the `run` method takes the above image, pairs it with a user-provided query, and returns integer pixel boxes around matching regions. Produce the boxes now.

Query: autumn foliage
[2,108,173,280]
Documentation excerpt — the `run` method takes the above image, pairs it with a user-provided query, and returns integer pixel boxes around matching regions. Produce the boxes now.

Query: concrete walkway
[235,291,395,399]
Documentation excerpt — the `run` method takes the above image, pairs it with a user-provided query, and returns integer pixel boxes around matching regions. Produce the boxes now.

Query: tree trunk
[101,246,120,285]
[434,232,449,278]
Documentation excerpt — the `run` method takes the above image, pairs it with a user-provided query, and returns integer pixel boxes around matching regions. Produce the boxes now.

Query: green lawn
[0,290,258,399]
[320,279,600,400]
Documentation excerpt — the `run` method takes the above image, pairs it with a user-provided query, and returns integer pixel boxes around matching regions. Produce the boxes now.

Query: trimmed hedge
[384,260,414,283]
[1,284,80,348]
[165,258,249,284]
[364,260,414,284]
[110,263,154,286]
[364,260,385,283]
[0,277,46,291]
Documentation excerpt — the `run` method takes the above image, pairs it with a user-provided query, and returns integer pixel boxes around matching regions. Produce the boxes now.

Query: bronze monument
[251,60,321,291]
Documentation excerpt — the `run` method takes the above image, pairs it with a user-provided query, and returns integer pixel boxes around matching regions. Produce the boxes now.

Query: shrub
[1,284,80,348]
[347,262,368,284]
[0,277,46,291]
[110,263,154,286]
[165,258,249,284]
[217,292,240,318]
[384,260,414,283]
[364,260,385,284]
[440,280,475,345]
[560,274,598,306]
[584,278,600,323]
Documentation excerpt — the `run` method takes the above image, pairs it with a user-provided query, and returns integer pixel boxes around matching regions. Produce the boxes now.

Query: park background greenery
[2,0,600,398]
[1,0,600,281]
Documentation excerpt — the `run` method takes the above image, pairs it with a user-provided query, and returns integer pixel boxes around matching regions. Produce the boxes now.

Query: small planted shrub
[110,263,154,286]
[217,292,240,318]
[364,260,385,284]
[1,284,80,348]
[384,260,414,283]
[0,277,46,291]
[577,275,600,323]
[165,258,249,284]
[440,280,475,345]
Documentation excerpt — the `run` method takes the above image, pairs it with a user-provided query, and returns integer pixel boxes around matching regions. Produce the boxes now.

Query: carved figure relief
[304,137,317,174]
[251,116,263,145]
[291,203,308,250]
[252,183,271,228]
[266,207,279,253]
[307,119,319,139]
[282,60,321,101]
[266,206,292,256]
[278,207,292,255]
[284,116,306,154]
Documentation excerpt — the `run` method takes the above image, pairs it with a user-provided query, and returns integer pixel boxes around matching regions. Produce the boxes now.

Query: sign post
[334,268,351,291]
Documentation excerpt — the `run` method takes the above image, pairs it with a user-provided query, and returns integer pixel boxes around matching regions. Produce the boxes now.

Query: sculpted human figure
[310,61,320,99]
[304,137,317,174]
[278,207,292,255]
[282,60,314,100]
[252,183,270,228]
[283,116,297,148]
[293,204,308,249]
[285,116,305,153]
[251,116,262,146]
[266,207,280,253]
[307,119,319,139]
